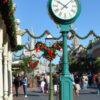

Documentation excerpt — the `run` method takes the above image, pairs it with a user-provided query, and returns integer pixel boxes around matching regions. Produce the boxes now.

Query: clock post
[47,0,81,100]
[59,24,74,100]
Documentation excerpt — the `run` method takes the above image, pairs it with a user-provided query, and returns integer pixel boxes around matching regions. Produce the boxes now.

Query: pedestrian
[36,74,41,87]
[44,77,48,93]
[96,73,100,95]
[92,74,96,88]
[88,72,93,87]
[13,76,20,97]
[53,75,58,94]
[23,75,28,97]
[40,79,45,93]
[82,73,88,89]
[74,75,81,96]
[45,73,50,93]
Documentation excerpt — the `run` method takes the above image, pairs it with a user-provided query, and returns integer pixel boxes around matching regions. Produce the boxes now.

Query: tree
[94,57,100,72]
[12,57,39,74]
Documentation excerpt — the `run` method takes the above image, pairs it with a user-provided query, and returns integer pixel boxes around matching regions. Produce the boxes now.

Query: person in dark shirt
[74,75,80,96]
[96,73,100,95]
[53,75,58,93]
[14,76,20,97]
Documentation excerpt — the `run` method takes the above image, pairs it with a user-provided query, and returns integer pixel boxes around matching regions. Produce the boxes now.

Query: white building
[0,1,18,100]
[23,26,49,75]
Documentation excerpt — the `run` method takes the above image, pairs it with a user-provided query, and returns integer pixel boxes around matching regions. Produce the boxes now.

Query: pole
[60,25,73,100]
[62,32,70,75]
[49,61,54,100]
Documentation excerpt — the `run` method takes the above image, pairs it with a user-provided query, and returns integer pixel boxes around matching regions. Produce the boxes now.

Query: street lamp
[45,34,54,100]
[47,0,81,100]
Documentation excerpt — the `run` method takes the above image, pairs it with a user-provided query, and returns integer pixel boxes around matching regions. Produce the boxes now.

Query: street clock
[47,0,81,24]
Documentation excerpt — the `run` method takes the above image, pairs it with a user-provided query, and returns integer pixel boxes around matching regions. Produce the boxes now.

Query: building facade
[0,9,13,100]
[23,27,49,75]
[87,38,100,59]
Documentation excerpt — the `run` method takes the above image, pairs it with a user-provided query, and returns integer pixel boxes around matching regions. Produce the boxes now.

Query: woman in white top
[82,73,88,89]
[41,80,45,93]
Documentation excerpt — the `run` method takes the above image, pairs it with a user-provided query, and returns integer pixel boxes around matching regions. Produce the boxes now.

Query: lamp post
[49,60,54,100]
[47,0,81,100]
[60,25,74,100]
[45,34,54,100]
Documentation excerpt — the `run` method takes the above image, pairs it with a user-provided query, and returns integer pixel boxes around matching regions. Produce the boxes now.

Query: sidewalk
[13,86,37,100]
[13,87,100,100]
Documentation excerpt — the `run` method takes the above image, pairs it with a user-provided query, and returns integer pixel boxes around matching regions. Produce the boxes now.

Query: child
[41,80,45,93]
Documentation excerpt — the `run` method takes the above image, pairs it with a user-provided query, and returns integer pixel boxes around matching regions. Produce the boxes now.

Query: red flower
[37,44,40,48]
[37,61,39,64]
[31,64,35,69]
[70,37,72,39]
[14,37,17,40]
[36,48,40,52]
[59,47,63,50]
[12,22,14,25]
[90,32,93,35]
[3,0,7,4]
[67,46,70,48]
[48,50,53,56]
[45,31,49,34]
[61,41,63,44]
[11,33,13,37]
[9,25,12,28]
[52,57,55,59]
[55,41,58,44]
[8,11,11,17]
[44,47,48,50]
[53,44,57,48]
[41,44,45,48]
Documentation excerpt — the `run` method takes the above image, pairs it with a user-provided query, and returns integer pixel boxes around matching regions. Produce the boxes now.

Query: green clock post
[47,0,81,100]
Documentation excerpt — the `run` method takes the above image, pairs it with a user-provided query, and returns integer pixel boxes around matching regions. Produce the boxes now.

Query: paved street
[13,87,100,100]
[75,88,100,100]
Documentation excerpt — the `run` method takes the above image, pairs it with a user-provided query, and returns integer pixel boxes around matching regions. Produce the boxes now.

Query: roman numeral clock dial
[51,0,79,20]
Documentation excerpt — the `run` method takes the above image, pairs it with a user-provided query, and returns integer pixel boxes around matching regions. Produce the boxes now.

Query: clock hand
[55,1,68,8]
[61,0,73,10]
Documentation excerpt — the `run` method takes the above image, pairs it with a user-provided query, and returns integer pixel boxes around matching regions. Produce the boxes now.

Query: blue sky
[14,0,100,64]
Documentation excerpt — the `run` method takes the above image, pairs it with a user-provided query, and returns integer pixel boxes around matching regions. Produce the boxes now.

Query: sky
[13,0,100,64]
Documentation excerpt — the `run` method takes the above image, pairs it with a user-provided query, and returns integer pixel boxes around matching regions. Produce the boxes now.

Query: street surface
[13,87,100,100]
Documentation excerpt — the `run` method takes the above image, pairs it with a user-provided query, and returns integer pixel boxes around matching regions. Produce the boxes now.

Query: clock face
[51,0,79,20]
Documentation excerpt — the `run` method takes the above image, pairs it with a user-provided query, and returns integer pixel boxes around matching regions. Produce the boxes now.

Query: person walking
[23,75,28,98]
[14,76,20,97]
[40,79,45,93]
[53,75,58,94]
[93,74,96,88]
[96,73,100,95]
[82,73,88,89]
[45,74,50,93]
[74,75,81,96]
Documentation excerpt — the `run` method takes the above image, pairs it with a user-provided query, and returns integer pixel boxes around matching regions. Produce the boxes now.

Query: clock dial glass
[51,0,78,20]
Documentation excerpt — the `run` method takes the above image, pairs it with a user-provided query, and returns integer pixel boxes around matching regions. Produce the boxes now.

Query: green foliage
[11,45,25,52]
[0,0,17,48]
[12,57,39,74]
[35,41,63,61]
[69,59,86,73]
[94,57,100,71]
[69,60,78,72]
